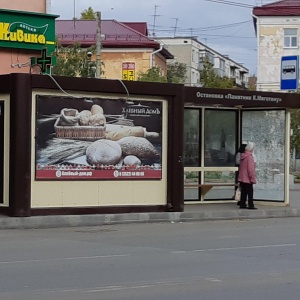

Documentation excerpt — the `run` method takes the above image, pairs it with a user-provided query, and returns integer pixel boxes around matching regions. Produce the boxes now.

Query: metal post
[96,11,102,78]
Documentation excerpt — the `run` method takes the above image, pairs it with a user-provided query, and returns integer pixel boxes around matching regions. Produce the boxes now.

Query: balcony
[199,50,214,65]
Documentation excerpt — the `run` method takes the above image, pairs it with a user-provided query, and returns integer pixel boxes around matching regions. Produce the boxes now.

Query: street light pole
[96,11,101,78]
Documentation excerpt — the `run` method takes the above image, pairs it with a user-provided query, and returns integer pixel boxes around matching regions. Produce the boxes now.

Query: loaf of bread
[105,126,145,141]
[117,137,160,158]
[86,140,122,165]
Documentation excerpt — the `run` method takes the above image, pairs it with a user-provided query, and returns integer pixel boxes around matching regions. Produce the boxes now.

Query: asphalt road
[0,218,300,300]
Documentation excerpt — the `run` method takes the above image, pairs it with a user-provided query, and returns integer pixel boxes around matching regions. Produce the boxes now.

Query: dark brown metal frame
[1,74,299,217]
[0,74,184,217]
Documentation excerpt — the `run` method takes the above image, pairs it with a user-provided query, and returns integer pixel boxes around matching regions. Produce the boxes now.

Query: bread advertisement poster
[35,95,162,180]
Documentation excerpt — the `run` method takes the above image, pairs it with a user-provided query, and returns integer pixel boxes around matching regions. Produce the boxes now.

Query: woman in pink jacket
[238,142,257,209]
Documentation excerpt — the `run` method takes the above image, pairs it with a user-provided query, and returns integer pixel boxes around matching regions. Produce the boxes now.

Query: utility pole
[151,5,161,36]
[96,11,101,78]
[171,18,179,37]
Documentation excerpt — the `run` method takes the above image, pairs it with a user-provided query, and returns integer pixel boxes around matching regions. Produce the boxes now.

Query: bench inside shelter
[184,183,239,197]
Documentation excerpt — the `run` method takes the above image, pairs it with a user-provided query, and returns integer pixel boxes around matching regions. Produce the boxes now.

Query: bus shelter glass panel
[184,171,200,201]
[242,110,285,201]
[184,109,200,167]
[203,171,236,200]
[204,110,237,167]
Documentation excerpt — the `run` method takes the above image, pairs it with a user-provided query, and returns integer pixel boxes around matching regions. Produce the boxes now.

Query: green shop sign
[0,9,58,52]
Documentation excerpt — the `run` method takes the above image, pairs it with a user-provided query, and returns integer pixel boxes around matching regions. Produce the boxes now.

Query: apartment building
[157,37,249,88]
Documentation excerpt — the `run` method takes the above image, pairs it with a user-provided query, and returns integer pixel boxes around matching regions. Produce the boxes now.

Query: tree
[199,60,236,88]
[290,109,300,153]
[80,7,96,19]
[167,62,187,84]
[137,63,188,84]
[52,42,104,78]
[137,67,167,83]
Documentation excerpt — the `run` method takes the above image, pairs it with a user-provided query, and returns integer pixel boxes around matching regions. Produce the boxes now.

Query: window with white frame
[192,49,198,63]
[284,28,298,48]
[220,59,225,71]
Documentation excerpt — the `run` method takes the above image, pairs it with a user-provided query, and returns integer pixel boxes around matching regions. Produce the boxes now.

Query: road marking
[86,280,206,293]
[172,244,296,253]
[205,278,222,282]
[0,254,130,265]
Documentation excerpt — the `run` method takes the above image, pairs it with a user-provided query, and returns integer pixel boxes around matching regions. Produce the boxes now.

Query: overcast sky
[49,0,275,75]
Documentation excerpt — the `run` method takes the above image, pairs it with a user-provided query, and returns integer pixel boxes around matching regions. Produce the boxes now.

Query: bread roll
[79,110,92,126]
[89,113,106,126]
[91,104,104,115]
[124,155,141,166]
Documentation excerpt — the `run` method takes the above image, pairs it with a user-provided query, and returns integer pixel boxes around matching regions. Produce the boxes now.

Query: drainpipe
[96,11,102,78]
[251,12,259,89]
[150,43,163,68]
[46,0,51,14]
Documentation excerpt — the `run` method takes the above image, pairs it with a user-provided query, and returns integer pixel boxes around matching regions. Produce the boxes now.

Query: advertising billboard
[35,95,163,180]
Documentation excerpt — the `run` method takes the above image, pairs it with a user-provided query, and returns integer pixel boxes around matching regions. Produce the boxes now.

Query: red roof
[56,19,173,58]
[121,22,148,36]
[253,0,300,16]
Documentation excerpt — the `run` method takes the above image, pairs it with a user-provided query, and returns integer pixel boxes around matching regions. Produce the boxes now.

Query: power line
[204,0,253,8]
[152,20,251,32]
[153,20,255,39]
[205,0,300,16]
[178,20,252,32]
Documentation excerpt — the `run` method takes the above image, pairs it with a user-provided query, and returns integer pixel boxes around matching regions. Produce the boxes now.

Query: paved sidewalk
[0,187,299,230]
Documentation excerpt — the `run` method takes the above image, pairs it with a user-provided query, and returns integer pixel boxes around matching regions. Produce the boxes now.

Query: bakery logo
[113,170,119,177]
[122,106,160,116]
[56,170,62,178]
[0,21,54,46]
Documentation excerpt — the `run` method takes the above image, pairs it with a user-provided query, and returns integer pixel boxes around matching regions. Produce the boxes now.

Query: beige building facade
[56,20,172,81]
[253,1,300,92]
[0,0,46,13]
[100,49,167,80]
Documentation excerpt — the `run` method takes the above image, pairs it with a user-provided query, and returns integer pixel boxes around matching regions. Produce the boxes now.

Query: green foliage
[137,63,188,84]
[137,67,167,83]
[291,108,300,152]
[200,60,236,88]
[52,42,104,78]
[167,62,187,83]
[80,7,96,19]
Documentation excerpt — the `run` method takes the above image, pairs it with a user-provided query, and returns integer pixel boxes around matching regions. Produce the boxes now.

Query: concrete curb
[1,208,300,229]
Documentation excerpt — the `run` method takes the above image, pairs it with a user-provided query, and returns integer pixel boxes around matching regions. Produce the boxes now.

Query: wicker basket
[54,118,106,141]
